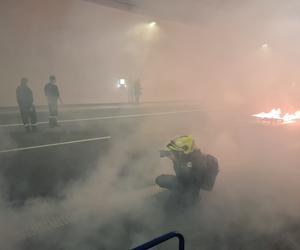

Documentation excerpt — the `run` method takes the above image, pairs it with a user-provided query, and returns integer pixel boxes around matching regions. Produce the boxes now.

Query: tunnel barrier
[132,231,185,250]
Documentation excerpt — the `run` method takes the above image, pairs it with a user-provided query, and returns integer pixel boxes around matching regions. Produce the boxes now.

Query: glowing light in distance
[148,22,156,28]
[261,43,269,49]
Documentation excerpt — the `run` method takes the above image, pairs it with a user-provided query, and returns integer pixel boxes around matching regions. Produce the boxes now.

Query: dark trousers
[128,92,134,104]
[156,175,182,191]
[155,174,200,206]
[47,98,58,126]
[19,105,37,129]
[134,93,140,104]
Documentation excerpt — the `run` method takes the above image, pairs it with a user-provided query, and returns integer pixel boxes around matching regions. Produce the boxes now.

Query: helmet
[166,135,195,155]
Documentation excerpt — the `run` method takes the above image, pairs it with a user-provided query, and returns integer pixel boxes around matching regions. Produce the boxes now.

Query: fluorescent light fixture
[148,22,156,27]
[117,78,127,88]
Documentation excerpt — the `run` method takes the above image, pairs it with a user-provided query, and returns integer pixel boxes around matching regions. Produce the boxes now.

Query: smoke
[132,0,300,109]
[1,0,300,249]
[1,106,300,250]
[1,0,300,108]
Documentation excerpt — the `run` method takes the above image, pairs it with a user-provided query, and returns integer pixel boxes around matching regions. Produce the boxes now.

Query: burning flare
[253,109,300,124]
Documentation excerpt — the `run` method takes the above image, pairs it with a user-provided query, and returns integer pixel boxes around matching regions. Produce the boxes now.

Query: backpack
[201,154,219,191]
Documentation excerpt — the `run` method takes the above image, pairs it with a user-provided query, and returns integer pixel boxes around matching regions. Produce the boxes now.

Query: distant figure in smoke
[44,75,61,127]
[16,78,38,132]
[133,79,142,104]
[156,135,219,207]
[127,81,135,104]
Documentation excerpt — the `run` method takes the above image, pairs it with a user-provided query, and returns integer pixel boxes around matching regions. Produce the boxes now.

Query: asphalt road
[0,103,206,203]
[1,103,300,250]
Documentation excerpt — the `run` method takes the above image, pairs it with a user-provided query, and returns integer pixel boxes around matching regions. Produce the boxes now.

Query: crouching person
[156,135,219,207]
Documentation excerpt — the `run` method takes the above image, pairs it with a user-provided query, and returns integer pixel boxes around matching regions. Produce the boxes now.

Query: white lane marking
[59,109,202,123]
[0,102,202,115]
[0,136,111,154]
[0,109,203,128]
[0,122,27,127]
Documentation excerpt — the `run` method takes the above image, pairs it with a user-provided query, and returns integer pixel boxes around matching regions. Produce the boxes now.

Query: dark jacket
[16,84,33,107]
[44,83,59,99]
[134,82,142,95]
[173,149,206,191]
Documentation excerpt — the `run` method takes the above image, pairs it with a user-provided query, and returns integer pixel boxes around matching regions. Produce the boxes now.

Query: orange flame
[282,111,300,123]
[253,108,282,120]
[253,109,300,124]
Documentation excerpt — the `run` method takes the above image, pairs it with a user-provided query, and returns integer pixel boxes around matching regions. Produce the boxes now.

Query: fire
[253,108,282,120]
[252,109,300,124]
[282,111,300,123]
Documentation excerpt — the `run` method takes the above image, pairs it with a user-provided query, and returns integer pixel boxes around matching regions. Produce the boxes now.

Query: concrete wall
[2,0,299,109]
[0,0,171,106]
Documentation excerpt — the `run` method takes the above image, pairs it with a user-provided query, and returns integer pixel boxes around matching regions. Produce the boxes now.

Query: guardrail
[132,231,185,250]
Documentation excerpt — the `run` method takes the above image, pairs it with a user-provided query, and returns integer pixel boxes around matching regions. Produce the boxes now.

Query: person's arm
[173,161,192,180]
[56,86,63,104]
[44,85,48,97]
[16,88,21,106]
[29,89,34,106]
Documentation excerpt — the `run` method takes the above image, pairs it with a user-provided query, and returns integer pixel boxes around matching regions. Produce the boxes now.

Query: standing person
[16,78,38,132]
[44,75,61,127]
[133,79,142,104]
[127,81,134,104]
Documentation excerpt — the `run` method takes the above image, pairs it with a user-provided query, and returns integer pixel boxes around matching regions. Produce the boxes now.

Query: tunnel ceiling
[83,0,205,23]
[84,0,137,11]
[82,0,251,24]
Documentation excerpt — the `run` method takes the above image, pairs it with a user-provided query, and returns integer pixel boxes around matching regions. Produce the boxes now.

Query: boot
[49,118,55,127]
[31,125,38,132]
[25,125,31,133]
[53,118,59,127]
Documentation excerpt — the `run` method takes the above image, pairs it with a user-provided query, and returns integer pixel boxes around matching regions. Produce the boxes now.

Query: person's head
[49,75,56,84]
[20,78,28,86]
[160,135,196,162]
